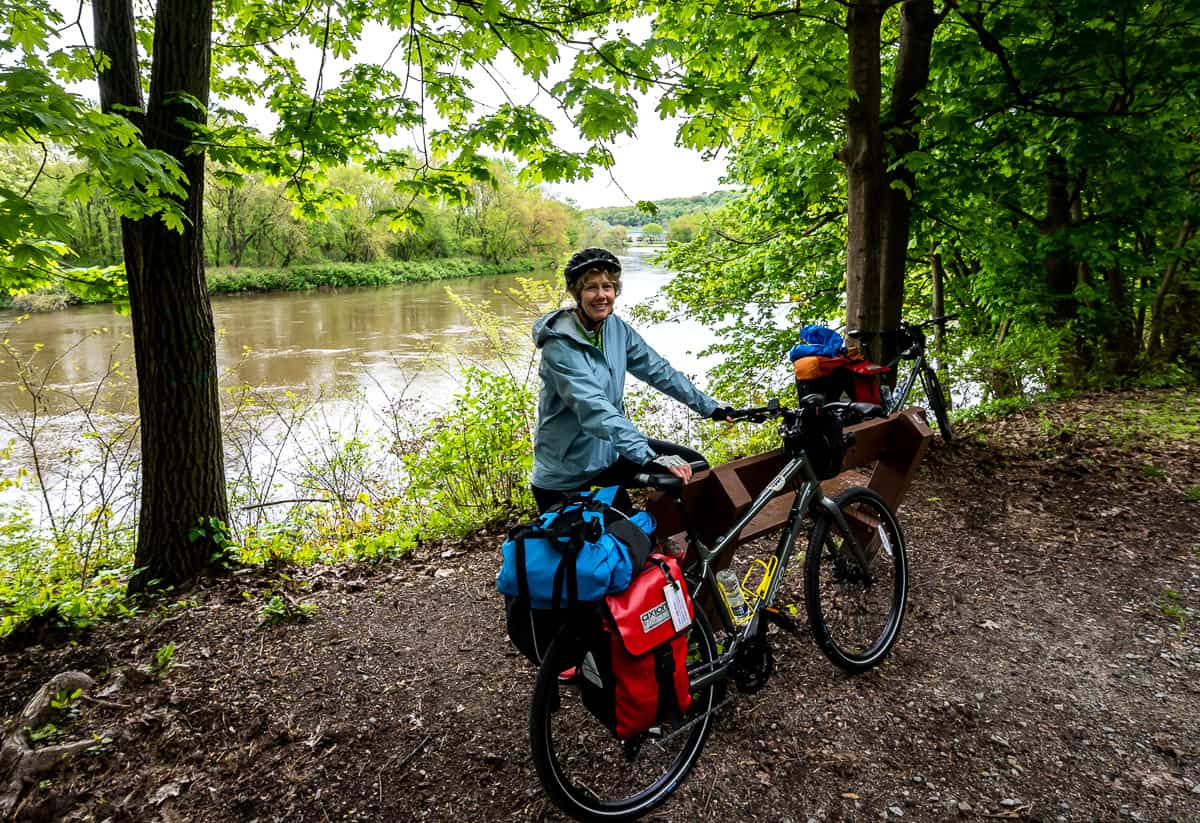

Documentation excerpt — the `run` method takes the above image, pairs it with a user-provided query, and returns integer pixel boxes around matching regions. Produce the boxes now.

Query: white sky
[542,97,729,210]
[50,4,729,210]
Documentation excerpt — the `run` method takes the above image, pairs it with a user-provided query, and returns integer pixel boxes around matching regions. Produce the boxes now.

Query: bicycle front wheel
[529,609,721,822]
[805,487,908,674]
[920,367,954,443]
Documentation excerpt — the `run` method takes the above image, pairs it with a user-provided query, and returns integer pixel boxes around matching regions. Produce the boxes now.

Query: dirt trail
[2,390,1198,822]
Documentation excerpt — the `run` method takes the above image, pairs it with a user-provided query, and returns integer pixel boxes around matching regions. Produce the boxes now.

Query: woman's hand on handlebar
[649,453,694,483]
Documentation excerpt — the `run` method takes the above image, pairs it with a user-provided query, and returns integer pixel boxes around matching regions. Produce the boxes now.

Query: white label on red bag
[639,601,671,633]
[664,582,692,632]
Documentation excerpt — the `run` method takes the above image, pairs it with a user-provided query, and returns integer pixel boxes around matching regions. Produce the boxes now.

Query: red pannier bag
[844,360,891,404]
[585,554,695,740]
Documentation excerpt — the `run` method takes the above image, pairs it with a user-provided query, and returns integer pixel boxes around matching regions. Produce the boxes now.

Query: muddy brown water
[0,250,712,414]
[0,249,716,518]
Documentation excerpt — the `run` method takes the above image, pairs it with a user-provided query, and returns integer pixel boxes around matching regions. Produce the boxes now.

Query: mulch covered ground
[2,390,1198,822]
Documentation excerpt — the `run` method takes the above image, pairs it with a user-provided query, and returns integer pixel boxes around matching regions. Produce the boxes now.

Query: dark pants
[531,439,706,514]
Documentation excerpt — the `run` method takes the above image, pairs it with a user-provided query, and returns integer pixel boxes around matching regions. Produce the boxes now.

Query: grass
[2,258,545,311]
[1157,588,1187,638]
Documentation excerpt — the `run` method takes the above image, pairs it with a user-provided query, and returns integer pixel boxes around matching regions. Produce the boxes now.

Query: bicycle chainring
[733,635,774,694]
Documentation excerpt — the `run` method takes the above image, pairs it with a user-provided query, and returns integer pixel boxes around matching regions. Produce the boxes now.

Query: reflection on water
[0,250,715,415]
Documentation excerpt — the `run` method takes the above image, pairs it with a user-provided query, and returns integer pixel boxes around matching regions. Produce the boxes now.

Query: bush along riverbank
[205,256,543,296]
[1,257,545,312]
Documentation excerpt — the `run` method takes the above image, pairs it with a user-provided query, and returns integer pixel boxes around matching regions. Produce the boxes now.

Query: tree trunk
[1102,263,1138,374]
[842,1,889,337]
[94,0,228,592]
[1041,151,1076,325]
[878,0,936,363]
[931,243,945,361]
[1147,217,1195,359]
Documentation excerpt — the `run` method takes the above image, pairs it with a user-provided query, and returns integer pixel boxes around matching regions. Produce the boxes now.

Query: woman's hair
[566,266,623,303]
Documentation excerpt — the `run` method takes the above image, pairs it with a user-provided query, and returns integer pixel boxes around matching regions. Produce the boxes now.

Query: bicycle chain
[643,695,734,750]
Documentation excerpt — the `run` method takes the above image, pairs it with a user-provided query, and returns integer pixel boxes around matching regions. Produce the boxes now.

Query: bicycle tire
[528,608,721,821]
[920,367,954,443]
[804,487,908,674]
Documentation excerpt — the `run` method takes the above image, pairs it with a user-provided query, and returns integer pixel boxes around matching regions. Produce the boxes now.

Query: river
[0,248,714,415]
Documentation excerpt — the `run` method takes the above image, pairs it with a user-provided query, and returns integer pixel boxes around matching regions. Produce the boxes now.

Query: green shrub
[0,504,136,638]
[402,366,537,534]
[206,258,537,296]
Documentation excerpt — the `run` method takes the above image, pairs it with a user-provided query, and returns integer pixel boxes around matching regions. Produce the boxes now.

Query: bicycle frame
[675,451,871,693]
[885,350,928,415]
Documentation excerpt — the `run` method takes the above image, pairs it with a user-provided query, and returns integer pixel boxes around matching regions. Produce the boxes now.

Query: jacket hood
[533,308,593,349]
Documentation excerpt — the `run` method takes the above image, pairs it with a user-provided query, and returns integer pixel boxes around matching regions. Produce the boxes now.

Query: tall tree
[637,0,1199,393]
[92,0,228,589]
[2,0,666,588]
[629,0,939,389]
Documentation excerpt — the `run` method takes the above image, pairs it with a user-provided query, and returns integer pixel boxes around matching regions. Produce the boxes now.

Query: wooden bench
[645,407,934,563]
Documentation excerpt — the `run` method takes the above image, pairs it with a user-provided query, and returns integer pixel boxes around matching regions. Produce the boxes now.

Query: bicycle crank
[733,635,774,693]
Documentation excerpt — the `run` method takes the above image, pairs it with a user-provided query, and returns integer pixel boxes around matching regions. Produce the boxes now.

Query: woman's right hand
[650,453,693,483]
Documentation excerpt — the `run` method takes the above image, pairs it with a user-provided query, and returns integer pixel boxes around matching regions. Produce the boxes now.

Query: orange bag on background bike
[793,355,851,402]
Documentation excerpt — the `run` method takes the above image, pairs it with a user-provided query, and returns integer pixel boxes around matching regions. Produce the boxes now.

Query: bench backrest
[646,407,933,553]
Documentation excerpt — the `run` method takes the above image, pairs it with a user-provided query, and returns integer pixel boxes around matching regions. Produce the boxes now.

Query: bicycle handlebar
[919,313,958,329]
[846,313,958,339]
[632,460,710,491]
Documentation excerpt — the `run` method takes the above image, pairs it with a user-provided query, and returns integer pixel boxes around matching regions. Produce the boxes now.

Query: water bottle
[716,568,750,624]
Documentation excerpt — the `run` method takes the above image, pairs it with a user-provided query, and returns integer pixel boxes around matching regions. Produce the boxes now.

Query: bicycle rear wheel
[805,487,908,674]
[529,609,721,821]
[920,367,954,443]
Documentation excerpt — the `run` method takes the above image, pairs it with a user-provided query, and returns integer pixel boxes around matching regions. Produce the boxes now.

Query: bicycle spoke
[529,611,722,820]
[805,488,907,673]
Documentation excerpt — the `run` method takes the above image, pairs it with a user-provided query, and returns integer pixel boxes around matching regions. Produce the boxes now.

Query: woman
[531,247,730,513]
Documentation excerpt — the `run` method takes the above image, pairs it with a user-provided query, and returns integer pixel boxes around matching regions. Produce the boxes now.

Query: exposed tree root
[1,671,96,818]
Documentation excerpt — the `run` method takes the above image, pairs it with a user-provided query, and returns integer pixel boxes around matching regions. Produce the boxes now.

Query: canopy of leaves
[0,0,670,296]
[636,0,1200,395]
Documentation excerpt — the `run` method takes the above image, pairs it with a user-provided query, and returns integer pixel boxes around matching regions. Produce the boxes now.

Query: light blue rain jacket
[531,308,719,490]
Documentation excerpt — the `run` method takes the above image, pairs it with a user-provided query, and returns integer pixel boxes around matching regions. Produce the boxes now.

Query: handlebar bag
[576,554,695,740]
[498,487,655,664]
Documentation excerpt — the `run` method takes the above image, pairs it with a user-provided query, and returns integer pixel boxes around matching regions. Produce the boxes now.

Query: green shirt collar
[572,311,604,351]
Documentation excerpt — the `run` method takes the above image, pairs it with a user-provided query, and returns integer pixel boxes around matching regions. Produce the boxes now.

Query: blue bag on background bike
[788,324,845,361]
[498,487,656,664]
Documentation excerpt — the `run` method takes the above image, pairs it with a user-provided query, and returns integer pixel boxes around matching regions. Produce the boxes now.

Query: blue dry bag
[496,486,655,610]
[788,324,845,361]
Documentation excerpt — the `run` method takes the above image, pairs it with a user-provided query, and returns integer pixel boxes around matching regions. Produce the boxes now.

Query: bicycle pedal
[762,606,802,636]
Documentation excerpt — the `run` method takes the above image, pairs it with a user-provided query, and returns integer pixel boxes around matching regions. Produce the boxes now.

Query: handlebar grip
[633,459,707,491]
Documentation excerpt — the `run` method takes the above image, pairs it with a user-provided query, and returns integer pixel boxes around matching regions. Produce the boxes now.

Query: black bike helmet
[563,247,621,290]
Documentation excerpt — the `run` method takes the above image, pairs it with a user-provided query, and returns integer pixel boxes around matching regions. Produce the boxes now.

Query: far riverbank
[2,256,548,313]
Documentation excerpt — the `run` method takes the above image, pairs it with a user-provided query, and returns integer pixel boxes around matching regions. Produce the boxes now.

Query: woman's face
[577,270,617,325]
